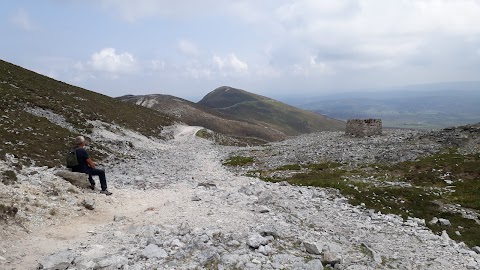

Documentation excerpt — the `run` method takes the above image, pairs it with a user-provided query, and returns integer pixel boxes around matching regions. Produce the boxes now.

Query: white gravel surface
[0,124,479,270]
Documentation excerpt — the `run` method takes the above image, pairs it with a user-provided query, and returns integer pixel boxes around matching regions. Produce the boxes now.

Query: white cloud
[88,48,138,74]
[213,54,249,74]
[177,40,200,56]
[10,8,33,30]
[161,53,249,79]
[88,0,480,75]
[29,0,480,96]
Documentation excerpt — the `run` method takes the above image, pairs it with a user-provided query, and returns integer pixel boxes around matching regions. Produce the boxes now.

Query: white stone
[438,218,451,226]
[305,259,324,270]
[141,244,168,259]
[303,241,323,255]
[247,234,269,249]
[38,250,75,270]
[258,245,273,256]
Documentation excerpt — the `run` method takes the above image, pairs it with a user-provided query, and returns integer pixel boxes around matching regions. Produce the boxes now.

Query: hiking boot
[100,190,112,196]
[89,185,95,190]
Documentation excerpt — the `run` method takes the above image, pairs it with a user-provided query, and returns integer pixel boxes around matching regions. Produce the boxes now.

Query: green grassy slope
[0,59,172,167]
[198,86,345,135]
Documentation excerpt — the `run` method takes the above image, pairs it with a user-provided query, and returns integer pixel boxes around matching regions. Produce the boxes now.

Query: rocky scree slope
[117,94,286,143]
[226,123,480,247]
[1,124,479,269]
[0,59,173,167]
[198,86,346,136]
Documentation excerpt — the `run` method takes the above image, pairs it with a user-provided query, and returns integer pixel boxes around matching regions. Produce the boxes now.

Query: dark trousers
[87,168,107,191]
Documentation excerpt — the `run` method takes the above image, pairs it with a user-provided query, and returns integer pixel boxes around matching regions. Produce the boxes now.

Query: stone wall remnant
[346,119,382,137]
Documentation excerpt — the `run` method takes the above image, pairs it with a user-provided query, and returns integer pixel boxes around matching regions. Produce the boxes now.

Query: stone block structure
[346,119,382,137]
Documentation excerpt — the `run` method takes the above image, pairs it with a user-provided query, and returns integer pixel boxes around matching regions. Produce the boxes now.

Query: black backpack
[65,149,79,168]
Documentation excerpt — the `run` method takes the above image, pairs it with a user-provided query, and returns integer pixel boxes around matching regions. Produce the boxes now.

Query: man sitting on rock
[71,136,112,195]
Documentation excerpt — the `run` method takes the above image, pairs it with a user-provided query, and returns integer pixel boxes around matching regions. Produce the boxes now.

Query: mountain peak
[198,86,345,135]
[198,86,266,109]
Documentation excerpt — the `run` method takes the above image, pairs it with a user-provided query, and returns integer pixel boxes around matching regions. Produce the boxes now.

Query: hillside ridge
[198,86,345,136]
[117,94,287,143]
[0,59,173,167]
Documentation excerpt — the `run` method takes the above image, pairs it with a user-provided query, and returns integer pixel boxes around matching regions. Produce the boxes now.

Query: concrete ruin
[346,119,382,137]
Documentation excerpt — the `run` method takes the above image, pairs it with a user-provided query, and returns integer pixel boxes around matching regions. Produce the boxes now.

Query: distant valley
[286,81,480,129]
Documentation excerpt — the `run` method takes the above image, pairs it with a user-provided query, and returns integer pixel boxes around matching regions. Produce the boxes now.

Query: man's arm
[86,158,96,169]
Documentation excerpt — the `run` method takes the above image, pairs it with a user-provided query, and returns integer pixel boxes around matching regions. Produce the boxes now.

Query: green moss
[277,164,302,170]
[307,162,342,171]
[195,129,212,139]
[0,204,18,220]
[1,170,17,185]
[223,156,255,166]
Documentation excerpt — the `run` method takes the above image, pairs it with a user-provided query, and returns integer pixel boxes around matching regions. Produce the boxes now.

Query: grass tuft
[1,170,18,185]
[223,156,255,166]
[0,203,18,220]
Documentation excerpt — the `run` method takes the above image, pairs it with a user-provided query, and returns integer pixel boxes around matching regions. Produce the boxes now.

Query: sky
[1,0,480,100]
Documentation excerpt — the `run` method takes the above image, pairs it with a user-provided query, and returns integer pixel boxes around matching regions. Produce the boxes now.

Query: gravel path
[1,124,479,269]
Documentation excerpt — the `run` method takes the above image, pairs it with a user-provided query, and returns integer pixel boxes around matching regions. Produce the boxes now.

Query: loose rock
[141,244,168,259]
[37,250,75,270]
[81,199,95,210]
[303,241,323,255]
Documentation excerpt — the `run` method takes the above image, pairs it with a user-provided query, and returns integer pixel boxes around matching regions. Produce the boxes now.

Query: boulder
[55,170,90,189]
[303,241,323,255]
[305,259,324,270]
[323,243,342,266]
[247,234,269,249]
[438,218,451,226]
[141,244,168,259]
[323,251,342,266]
[258,244,273,256]
[81,199,95,210]
[38,250,75,270]
[429,217,438,225]
[177,222,191,236]
[96,255,128,268]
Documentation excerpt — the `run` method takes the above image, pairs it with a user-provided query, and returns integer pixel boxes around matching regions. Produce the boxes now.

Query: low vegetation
[196,129,268,147]
[223,156,255,166]
[1,170,17,185]
[240,150,480,247]
[0,203,18,221]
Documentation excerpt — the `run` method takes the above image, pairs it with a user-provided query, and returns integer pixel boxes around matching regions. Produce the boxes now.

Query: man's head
[75,136,86,147]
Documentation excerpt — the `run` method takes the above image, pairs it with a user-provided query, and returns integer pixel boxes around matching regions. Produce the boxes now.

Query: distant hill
[291,82,480,130]
[198,86,345,136]
[0,59,173,167]
[117,94,286,142]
